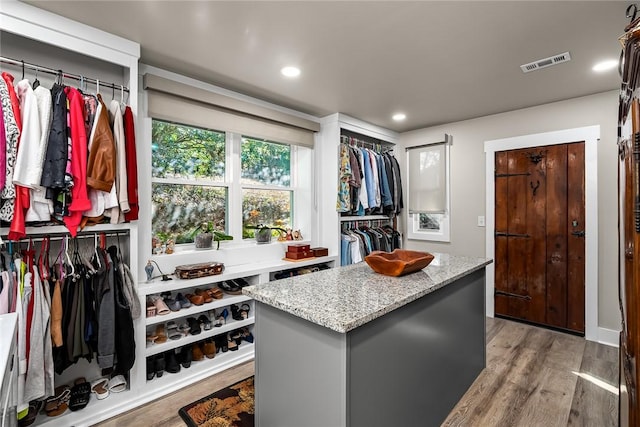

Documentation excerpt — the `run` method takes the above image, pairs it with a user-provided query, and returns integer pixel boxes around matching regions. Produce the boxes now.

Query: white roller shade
[407,143,447,213]
[145,74,318,147]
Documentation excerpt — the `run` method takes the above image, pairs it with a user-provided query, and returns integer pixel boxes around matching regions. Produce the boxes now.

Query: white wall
[399,90,619,331]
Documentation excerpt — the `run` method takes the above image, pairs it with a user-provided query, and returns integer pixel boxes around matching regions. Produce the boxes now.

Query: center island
[242,252,492,427]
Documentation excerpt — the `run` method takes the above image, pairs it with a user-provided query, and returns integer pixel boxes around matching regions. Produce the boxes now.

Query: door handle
[571,230,585,237]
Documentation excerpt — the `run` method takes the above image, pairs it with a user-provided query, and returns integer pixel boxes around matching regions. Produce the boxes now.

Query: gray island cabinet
[242,253,492,427]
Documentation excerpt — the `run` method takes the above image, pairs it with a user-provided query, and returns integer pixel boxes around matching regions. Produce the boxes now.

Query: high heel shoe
[214,309,225,327]
[227,333,238,351]
[231,304,242,321]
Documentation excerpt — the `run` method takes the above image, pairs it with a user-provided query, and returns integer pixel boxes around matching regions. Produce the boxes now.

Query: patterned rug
[178,377,254,427]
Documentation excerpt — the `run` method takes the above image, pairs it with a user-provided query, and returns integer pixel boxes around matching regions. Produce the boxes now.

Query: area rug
[179,376,254,427]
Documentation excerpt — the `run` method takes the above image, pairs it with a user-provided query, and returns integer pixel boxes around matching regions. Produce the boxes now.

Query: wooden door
[494,142,585,333]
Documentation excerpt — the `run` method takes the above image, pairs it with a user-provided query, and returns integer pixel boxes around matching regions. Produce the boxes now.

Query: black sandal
[68,378,91,411]
[187,317,201,335]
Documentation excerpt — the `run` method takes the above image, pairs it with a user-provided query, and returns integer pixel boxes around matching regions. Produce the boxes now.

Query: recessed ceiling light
[281,66,300,78]
[592,59,618,72]
[392,113,406,121]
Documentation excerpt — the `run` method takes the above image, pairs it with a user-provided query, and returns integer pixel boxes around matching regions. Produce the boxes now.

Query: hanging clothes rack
[0,55,129,93]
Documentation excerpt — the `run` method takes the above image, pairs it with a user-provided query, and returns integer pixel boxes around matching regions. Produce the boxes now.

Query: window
[151,120,227,243]
[241,137,293,238]
[151,122,297,246]
[406,137,451,242]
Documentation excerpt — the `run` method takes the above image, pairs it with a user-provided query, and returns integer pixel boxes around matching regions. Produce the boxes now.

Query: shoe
[150,295,170,315]
[164,350,181,374]
[146,298,157,317]
[239,303,251,319]
[216,335,228,353]
[230,329,242,345]
[179,345,192,368]
[186,293,204,306]
[68,378,91,412]
[240,327,254,343]
[176,292,192,309]
[154,324,167,343]
[198,314,212,330]
[192,343,204,361]
[166,321,183,340]
[219,280,242,295]
[234,277,250,287]
[203,339,216,359]
[231,304,243,321]
[146,357,155,380]
[187,317,201,335]
[214,309,225,327]
[44,385,70,417]
[154,354,165,378]
[227,333,238,351]
[194,288,213,303]
[207,287,224,299]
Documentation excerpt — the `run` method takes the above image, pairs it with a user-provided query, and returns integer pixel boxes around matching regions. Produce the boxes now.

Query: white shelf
[139,255,338,294]
[0,222,133,237]
[145,342,254,389]
[145,294,252,326]
[145,317,255,357]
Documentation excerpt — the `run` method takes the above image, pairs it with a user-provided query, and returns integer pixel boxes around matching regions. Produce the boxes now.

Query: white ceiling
[25,1,626,132]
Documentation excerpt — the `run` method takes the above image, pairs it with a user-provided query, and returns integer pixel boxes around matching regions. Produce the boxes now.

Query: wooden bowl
[364,249,435,277]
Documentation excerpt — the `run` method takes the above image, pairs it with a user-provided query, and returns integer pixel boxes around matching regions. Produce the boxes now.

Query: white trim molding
[597,327,620,348]
[484,125,600,342]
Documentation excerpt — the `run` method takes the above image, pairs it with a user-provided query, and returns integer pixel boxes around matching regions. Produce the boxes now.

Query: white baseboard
[597,327,620,348]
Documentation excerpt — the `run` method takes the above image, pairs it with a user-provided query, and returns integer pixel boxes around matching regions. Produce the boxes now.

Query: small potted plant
[246,224,287,244]
[192,222,233,250]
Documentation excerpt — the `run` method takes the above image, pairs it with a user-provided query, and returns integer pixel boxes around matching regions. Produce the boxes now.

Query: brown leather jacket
[86,94,116,192]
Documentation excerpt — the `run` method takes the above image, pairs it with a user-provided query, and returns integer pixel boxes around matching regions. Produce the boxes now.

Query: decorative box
[311,247,328,257]
[174,262,225,279]
[285,251,313,260]
[287,244,311,253]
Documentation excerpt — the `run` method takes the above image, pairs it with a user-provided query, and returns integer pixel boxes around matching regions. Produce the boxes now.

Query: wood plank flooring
[94,317,618,427]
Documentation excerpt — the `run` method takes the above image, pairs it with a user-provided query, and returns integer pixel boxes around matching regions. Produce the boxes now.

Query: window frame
[407,141,451,242]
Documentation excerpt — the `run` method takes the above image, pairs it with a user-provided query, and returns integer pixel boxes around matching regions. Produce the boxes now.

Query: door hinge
[495,289,532,300]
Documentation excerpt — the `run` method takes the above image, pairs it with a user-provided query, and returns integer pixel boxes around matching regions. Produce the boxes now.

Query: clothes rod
[405,133,453,151]
[3,232,129,245]
[0,56,129,93]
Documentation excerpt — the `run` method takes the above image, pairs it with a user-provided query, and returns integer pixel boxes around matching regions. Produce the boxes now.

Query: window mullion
[228,132,243,239]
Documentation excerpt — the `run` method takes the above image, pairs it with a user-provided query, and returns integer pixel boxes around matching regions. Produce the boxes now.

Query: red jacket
[123,106,138,221]
[62,87,91,236]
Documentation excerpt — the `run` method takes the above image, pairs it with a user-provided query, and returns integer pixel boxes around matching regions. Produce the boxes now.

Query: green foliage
[241,137,291,186]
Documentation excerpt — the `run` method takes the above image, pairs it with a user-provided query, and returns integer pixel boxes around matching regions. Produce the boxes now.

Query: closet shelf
[139,255,337,294]
[339,215,392,222]
[145,294,252,326]
[0,222,133,237]
[145,317,255,357]
[145,343,255,387]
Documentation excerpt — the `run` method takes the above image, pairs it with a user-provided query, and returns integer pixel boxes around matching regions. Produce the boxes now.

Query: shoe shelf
[145,317,255,357]
[145,294,252,326]
[144,342,255,390]
[138,255,337,295]
[32,383,138,427]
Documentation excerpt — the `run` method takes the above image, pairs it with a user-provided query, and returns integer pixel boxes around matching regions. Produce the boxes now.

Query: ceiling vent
[520,52,571,73]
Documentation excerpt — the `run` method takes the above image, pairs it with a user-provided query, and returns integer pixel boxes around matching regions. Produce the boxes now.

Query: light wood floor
[94,317,618,427]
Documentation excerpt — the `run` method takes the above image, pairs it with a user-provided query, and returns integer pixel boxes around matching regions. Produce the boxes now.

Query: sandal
[44,385,71,416]
[166,321,183,340]
[214,309,226,327]
[194,288,213,303]
[231,304,242,321]
[240,303,251,319]
[176,292,192,309]
[69,377,91,411]
[91,378,109,400]
[203,339,216,359]
[177,321,191,335]
[150,295,170,315]
[154,324,167,343]
[234,277,250,288]
[186,293,204,306]
[163,293,181,312]
[219,280,242,295]
[187,317,201,335]
[21,400,42,426]
[198,314,212,330]
[227,333,238,351]
[240,327,254,343]
[231,329,243,345]
[107,374,127,393]
[207,287,223,299]
[146,298,156,317]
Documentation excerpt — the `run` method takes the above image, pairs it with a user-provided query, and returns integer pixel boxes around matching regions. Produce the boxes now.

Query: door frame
[484,126,599,341]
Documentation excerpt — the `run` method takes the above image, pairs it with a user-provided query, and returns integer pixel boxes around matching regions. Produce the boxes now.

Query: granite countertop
[242,252,492,333]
